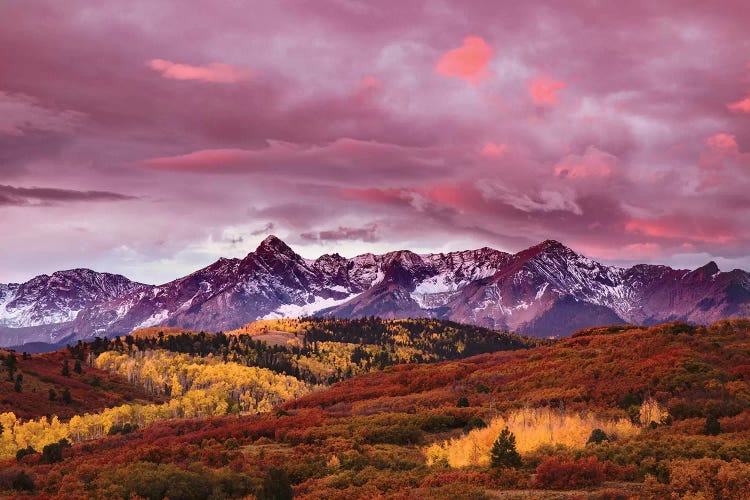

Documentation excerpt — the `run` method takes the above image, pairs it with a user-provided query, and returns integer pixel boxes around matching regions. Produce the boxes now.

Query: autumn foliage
[0,319,748,498]
[535,456,604,489]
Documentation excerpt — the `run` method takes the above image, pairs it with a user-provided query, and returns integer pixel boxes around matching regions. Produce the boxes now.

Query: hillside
[4,236,750,347]
[106,318,540,386]
[1,319,749,498]
[0,348,164,421]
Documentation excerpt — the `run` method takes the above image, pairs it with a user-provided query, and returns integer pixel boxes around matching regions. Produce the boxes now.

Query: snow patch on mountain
[135,309,170,329]
[3,235,750,346]
[261,294,357,320]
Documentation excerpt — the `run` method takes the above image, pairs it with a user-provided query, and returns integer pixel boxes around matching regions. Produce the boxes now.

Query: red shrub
[601,461,637,481]
[535,456,604,489]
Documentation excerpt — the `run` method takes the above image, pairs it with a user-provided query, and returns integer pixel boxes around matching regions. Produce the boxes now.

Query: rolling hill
[1,319,749,498]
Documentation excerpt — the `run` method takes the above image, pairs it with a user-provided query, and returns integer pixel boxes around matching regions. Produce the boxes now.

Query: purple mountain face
[2,235,750,346]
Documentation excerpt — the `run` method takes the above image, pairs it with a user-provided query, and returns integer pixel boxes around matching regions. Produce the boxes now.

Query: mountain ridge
[2,235,750,346]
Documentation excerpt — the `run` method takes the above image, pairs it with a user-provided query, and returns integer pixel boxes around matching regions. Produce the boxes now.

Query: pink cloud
[727,96,750,113]
[0,91,84,135]
[435,36,493,85]
[339,187,413,206]
[625,218,736,244]
[141,139,451,185]
[529,78,566,106]
[5,2,750,281]
[143,148,251,170]
[426,184,471,208]
[480,142,509,158]
[706,132,739,152]
[360,75,381,90]
[553,146,616,178]
[147,59,251,83]
[700,132,739,170]
[300,223,379,243]
[577,242,663,261]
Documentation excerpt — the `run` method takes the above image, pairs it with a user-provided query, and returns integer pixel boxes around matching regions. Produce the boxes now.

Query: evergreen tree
[14,373,22,393]
[490,427,522,468]
[12,471,34,491]
[48,389,57,401]
[3,352,18,381]
[41,440,67,464]
[61,360,70,377]
[74,359,83,374]
[704,414,721,436]
[587,428,610,445]
[62,388,72,404]
[16,446,36,462]
[256,467,293,500]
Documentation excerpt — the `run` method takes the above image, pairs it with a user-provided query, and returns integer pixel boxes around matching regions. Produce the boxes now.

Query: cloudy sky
[2,1,750,284]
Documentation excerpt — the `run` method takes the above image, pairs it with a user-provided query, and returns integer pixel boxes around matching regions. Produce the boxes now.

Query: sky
[2,1,750,285]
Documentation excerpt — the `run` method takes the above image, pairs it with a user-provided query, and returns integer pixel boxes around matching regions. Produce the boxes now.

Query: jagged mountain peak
[3,236,750,346]
[526,239,574,256]
[694,261,720,275]
[255,234,296,256]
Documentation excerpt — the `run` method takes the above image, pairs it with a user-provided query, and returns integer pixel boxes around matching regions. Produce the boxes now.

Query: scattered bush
[669,458,750,499]
[12,471,34,491]
[41,439,70,464]
[257,467,293,500]
[463,417,487,433]
[704,415,721,436]
[108,423,139,435]
[362,424,423,445]
[535,456,604,489]
[587,428,610,445]
[15,446,36,462]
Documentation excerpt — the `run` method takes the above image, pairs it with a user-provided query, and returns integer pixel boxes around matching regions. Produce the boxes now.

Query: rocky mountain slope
[2,235,750,346]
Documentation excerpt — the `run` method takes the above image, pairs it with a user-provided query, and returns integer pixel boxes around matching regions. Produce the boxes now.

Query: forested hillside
[0,349,164,420]
[112,318,539,385]
[1,319,749,498]
[0,318,535,482]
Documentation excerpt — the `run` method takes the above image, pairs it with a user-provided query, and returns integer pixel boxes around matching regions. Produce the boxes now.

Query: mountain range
[2,235,750,347]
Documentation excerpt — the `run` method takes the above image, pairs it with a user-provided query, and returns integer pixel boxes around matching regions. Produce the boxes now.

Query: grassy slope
[0,350,164,420]
[286,320,750,417]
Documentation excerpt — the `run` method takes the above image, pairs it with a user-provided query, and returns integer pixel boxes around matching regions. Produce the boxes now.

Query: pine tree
[74,359,83,375]
[256,467,293,500]
[587,428,609,445]
[490,427,522,468]
[61,360,70,377]
[704,415,721,436]
[14,374,22,393]
[3,353,18,381]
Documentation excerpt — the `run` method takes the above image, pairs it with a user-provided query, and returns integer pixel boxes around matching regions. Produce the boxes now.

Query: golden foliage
[128,326,199,339]
[227,318,307,336]
[94,350,311,412]
[424,407,639,468]
[639,398,669,426]
[0,349,314,460]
